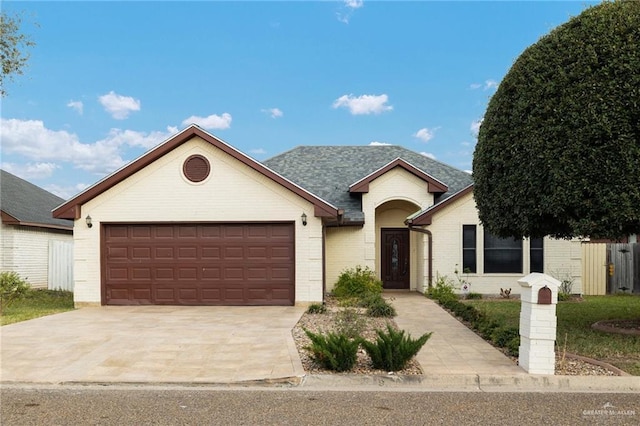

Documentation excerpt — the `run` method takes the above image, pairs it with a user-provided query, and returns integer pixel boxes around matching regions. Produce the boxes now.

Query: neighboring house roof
[406,184,474,226]
[263,146,473,222]
[53,125,341,220]
[0,170,73,231]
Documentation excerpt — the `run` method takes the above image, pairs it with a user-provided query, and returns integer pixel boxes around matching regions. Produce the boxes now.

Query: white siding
[73,136,323,306]
[423,191,583,295]
[0,223,73,289]
[48,240,74,291]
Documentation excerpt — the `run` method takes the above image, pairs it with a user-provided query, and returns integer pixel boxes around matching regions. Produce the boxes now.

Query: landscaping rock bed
[292,297,422,375]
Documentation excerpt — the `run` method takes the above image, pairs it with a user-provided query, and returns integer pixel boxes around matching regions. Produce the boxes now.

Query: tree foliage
[0,11,36,97]
[473,0,640,240]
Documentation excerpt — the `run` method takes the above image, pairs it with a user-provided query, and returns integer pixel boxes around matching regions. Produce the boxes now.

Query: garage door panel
[103,223,294,305]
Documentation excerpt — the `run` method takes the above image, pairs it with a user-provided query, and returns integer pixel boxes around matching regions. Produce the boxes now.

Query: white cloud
[332,94,392,115]
[471,118,483,137]
[1,162,60,180]
[262,108,283,119]
[249,148,267,155]
[337,0,363,23]
[369,141,392,146]
[0,118,177,175]
[67,100,83,115]
[470,80,498,91]
[181,113,232,130]
[414,127,438,143]
[99,91,141,120]
[45,182,91,200]
[420,152,436,160]
[464,169,473,175]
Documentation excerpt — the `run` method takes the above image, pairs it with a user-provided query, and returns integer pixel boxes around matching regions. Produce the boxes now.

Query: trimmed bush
[303,329,359,372]
[491,326,520,348]
[333,266,383,300]
[466,292,482,300]
[361,324,432,371]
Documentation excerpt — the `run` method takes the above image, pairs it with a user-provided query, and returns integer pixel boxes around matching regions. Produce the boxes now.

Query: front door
[381,228,410,289]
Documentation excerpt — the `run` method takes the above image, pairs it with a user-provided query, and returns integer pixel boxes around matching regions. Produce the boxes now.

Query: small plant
[303,329,359,372]
[333,266,383,300]
[306,303,327,314]
[500,288,512,299]
[335,308,366,338]
[361,324,432,371]
[466,292,482,300]
[427,274,457,302]
[366,296,396,318]
[0,271,30,315]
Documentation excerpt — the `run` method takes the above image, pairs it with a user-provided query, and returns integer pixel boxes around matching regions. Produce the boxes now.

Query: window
[529,238,544,273]
[462,225,477,273]
[484,232,522,273]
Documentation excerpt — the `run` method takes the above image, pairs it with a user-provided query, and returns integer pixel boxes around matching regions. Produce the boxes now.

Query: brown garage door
[102,223,295,306]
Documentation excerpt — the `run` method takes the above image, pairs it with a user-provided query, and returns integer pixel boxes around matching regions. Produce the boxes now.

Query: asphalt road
[1,385,638,425]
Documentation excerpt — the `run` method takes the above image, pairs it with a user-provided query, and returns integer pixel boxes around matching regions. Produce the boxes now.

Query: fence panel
[581,243,607,295]
[48,240,74,292]
[607,243,636,294]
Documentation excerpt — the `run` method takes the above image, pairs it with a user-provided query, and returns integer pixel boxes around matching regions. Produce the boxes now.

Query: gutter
[406,223,433,289]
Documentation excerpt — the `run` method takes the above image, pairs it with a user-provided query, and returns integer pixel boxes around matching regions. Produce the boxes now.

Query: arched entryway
[375,200,422,290]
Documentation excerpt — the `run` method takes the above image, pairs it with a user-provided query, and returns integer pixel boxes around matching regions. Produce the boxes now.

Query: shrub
[491,326,520,348]
[0,271,30,314]
[427,275,457,303]
[335,308,366,339]
[366,296,396,318]
[505,336,520,357]
[333,266,383,300]
[466,292,482,300]
[303,329,359,372]
[306,303,327,314]
[361,324,432,371]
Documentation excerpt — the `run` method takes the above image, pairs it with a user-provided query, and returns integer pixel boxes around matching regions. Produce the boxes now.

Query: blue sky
[1,1,597,200]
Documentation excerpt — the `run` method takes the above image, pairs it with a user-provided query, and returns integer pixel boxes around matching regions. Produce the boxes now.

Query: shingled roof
[1,170,73,231]
[263,146,473,222]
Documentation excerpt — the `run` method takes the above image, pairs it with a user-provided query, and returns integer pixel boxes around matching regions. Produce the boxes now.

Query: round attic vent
[183,155,210,183]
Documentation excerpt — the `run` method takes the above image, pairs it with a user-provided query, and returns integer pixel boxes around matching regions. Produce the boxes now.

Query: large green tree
[473,0,640,240]
[0,11,36,97]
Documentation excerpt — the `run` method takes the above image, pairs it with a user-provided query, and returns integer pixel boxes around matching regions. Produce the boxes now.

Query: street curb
[299,373,640,393]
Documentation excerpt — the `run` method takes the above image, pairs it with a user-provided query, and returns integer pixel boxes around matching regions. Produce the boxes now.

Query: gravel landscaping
[292,295,625,377]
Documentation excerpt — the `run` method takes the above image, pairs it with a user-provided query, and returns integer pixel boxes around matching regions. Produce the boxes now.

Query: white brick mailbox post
[518,273,560,375]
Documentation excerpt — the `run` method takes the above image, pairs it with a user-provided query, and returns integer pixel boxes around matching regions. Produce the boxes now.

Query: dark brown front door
[381,228,410,289]
[102,223,295,306]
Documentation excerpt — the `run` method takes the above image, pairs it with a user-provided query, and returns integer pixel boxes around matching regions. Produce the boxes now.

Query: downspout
[322,223,327,303]
[407,223,433,290]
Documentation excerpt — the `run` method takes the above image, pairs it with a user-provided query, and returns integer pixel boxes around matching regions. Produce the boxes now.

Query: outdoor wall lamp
[301,213,307,226]
[86,215,93,228]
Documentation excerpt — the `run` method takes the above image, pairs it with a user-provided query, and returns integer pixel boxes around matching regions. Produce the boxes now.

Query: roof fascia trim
[405,184,474,226]
[349,158,449,194]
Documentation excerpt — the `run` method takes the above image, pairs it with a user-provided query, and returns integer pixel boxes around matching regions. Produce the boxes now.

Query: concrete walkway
[389,292,525,376]
[1,306,306,384]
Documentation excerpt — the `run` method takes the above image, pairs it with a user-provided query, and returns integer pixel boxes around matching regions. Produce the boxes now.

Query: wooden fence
[581,243,607,295]
[607,243,640,294]
[48,240,74,292]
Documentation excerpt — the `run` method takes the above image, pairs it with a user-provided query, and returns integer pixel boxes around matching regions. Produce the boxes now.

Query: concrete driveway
[1,305,306,384]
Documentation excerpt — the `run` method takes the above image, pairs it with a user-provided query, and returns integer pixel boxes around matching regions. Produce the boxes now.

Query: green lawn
[1,289,74,326]
[468,295,640,375]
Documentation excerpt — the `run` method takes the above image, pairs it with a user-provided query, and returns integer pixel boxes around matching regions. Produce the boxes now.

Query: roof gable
[52,126,339,220]
[263,145,473,220]
[406,184,474,225]
[0,170,73,230]
[349,158,448,194]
